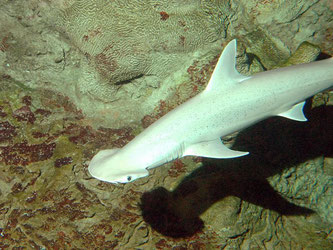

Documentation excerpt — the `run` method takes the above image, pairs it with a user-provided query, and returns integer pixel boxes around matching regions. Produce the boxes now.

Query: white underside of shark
[88,39,333,184]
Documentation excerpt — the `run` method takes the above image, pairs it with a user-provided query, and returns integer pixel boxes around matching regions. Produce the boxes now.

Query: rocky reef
[0,0,332,248]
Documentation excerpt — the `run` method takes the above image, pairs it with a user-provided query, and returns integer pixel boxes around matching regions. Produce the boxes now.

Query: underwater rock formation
[0,0,332,248]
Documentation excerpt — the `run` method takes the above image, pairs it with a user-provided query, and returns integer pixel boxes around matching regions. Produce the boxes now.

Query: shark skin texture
[88,39,333,184]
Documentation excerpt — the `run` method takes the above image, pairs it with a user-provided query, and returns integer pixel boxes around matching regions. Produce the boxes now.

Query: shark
[88,39,333,184]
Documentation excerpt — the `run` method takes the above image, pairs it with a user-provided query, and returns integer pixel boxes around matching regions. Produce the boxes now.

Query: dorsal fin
[278,101,307,121]
[205,39,250,92]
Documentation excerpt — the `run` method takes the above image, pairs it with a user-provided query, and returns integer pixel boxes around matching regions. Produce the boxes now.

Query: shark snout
[87,148,149,183]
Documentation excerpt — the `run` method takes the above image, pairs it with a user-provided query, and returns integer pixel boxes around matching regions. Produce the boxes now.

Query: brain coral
[59,0,229,87]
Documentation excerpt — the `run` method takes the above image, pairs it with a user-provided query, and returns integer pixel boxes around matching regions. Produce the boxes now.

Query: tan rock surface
[0,0,332,248]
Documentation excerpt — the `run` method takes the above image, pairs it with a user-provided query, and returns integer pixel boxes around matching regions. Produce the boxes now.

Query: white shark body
[88,39,333,184]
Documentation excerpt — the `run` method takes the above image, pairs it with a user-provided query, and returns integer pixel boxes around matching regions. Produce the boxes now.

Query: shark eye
[127,176,132,182]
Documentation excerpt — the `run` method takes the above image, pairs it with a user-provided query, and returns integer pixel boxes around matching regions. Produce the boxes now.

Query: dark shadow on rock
[140,101,332,238]
[140,187,204,238]
[317,52,332,60]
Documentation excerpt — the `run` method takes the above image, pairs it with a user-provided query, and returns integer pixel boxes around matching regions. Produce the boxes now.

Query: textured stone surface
[0,0,333,249]
[55,0,232,127]
[229,0,333,68]
[1,0,332,128]
[0,76,332,249]
[60,0,226,84]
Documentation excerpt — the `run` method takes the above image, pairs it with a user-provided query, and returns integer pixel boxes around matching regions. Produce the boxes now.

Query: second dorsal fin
[278,101,307,121]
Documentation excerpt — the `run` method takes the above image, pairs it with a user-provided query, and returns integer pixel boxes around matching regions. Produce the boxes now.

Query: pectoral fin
[278,101,307,121]
[183,138,249,159]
